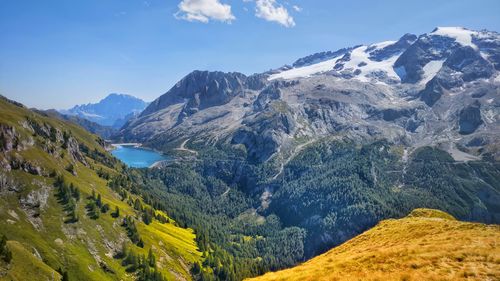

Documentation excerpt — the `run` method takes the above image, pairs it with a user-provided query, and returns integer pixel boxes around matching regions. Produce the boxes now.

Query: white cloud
[254,0,295,27]
[292,5,302,12]
[175,0,235,23]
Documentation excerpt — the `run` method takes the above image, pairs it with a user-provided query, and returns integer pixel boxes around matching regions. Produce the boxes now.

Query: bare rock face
[394,33,456,83]
[140,71,249,118]
[0,125,19,152]
[459,101,484,135]
[445,46,494,82]
[419,77,444,106]
[368,33,417,62]
[65,136,88,166]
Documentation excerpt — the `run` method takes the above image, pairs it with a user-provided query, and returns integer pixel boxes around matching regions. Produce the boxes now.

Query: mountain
[116,26,500,262]
[39,109,117,139]
[62,93,149,129]
[120,27,499,163]
[247,208,500,281]
[0,95,200,280]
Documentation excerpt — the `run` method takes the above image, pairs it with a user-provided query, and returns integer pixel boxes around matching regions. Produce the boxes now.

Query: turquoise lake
[111,145,168,168]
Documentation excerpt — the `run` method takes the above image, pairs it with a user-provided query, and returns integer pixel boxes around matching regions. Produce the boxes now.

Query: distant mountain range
[60,93,149,129]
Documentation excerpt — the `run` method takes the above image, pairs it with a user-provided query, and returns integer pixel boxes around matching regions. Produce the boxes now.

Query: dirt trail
[272,140,315,180]
[174,139,198,155]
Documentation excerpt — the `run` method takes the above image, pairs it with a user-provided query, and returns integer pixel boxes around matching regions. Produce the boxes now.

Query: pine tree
[134,198,142,211]
[112,206,120,218]
[0,234,12,263]
[148,248,156,267]
[73,187,80,201]
[119,243,128,258]
[61,271,69,281]
[96,194,102,208]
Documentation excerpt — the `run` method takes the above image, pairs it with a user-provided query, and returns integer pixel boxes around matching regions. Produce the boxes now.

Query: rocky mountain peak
[141,71,250,118]
[120,27,500,162]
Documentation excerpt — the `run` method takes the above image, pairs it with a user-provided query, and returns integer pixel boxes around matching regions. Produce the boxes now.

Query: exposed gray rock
[444,46,494,82]
[0,125,19,152]
[394,33,456,83]
[368,33,417,61]
[292,47,358,67]
[419,77,444,106]
[66,136,88,166]
[459,101,484,134]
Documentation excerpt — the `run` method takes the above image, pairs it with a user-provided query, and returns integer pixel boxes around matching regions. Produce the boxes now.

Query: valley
[1,25,499,281]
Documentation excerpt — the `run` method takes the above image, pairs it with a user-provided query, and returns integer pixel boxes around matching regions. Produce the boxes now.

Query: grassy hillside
[0,96,201,280]
[247,208,500,281]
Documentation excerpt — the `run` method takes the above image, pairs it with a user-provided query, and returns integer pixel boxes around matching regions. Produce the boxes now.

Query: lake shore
[111,144,170,168]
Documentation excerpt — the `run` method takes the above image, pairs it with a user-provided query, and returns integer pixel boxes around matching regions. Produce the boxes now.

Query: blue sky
[1,0,499,109]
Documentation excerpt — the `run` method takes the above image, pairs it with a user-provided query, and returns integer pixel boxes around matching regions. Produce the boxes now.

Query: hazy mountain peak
[61,93,149,129]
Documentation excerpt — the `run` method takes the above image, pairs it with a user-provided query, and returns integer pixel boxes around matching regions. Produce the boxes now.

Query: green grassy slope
[247,208,500,281]
[0,96,201,280]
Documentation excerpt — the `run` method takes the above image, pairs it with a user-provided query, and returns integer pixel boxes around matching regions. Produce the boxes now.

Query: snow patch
[79,111,103,119]
[268,55,344,80]
[343,46,401,82]
[369,40,396,50]
[420,60,445,84]
[269,44,403,83]
[431,27,478,49]
[494,73,500,83]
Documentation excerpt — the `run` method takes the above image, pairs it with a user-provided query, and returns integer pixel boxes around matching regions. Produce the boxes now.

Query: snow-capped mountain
[120,27,500,162]
[61,93,149,129]
[269,27,497,85]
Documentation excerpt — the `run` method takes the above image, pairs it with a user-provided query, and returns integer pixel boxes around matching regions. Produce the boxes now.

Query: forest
[110,139,500,280]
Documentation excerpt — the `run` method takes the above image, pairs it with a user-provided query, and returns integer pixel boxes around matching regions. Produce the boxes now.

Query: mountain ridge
[119,27,499,164]
[61,93,149,129]
[246,208,500,281]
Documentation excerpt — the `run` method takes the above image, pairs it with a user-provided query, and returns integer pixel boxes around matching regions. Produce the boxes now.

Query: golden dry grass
[247,209,500,281]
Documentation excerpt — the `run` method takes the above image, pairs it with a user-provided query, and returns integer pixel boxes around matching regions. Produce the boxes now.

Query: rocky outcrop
[368,33,417,61]
[19,181,51,231]
[0,125,19,152]
[444,46,494,82]
[65,136,88,166]
[394,33,456,83]
[459,101,484,135]
[292,47,356,67]
[419,77,444,106]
